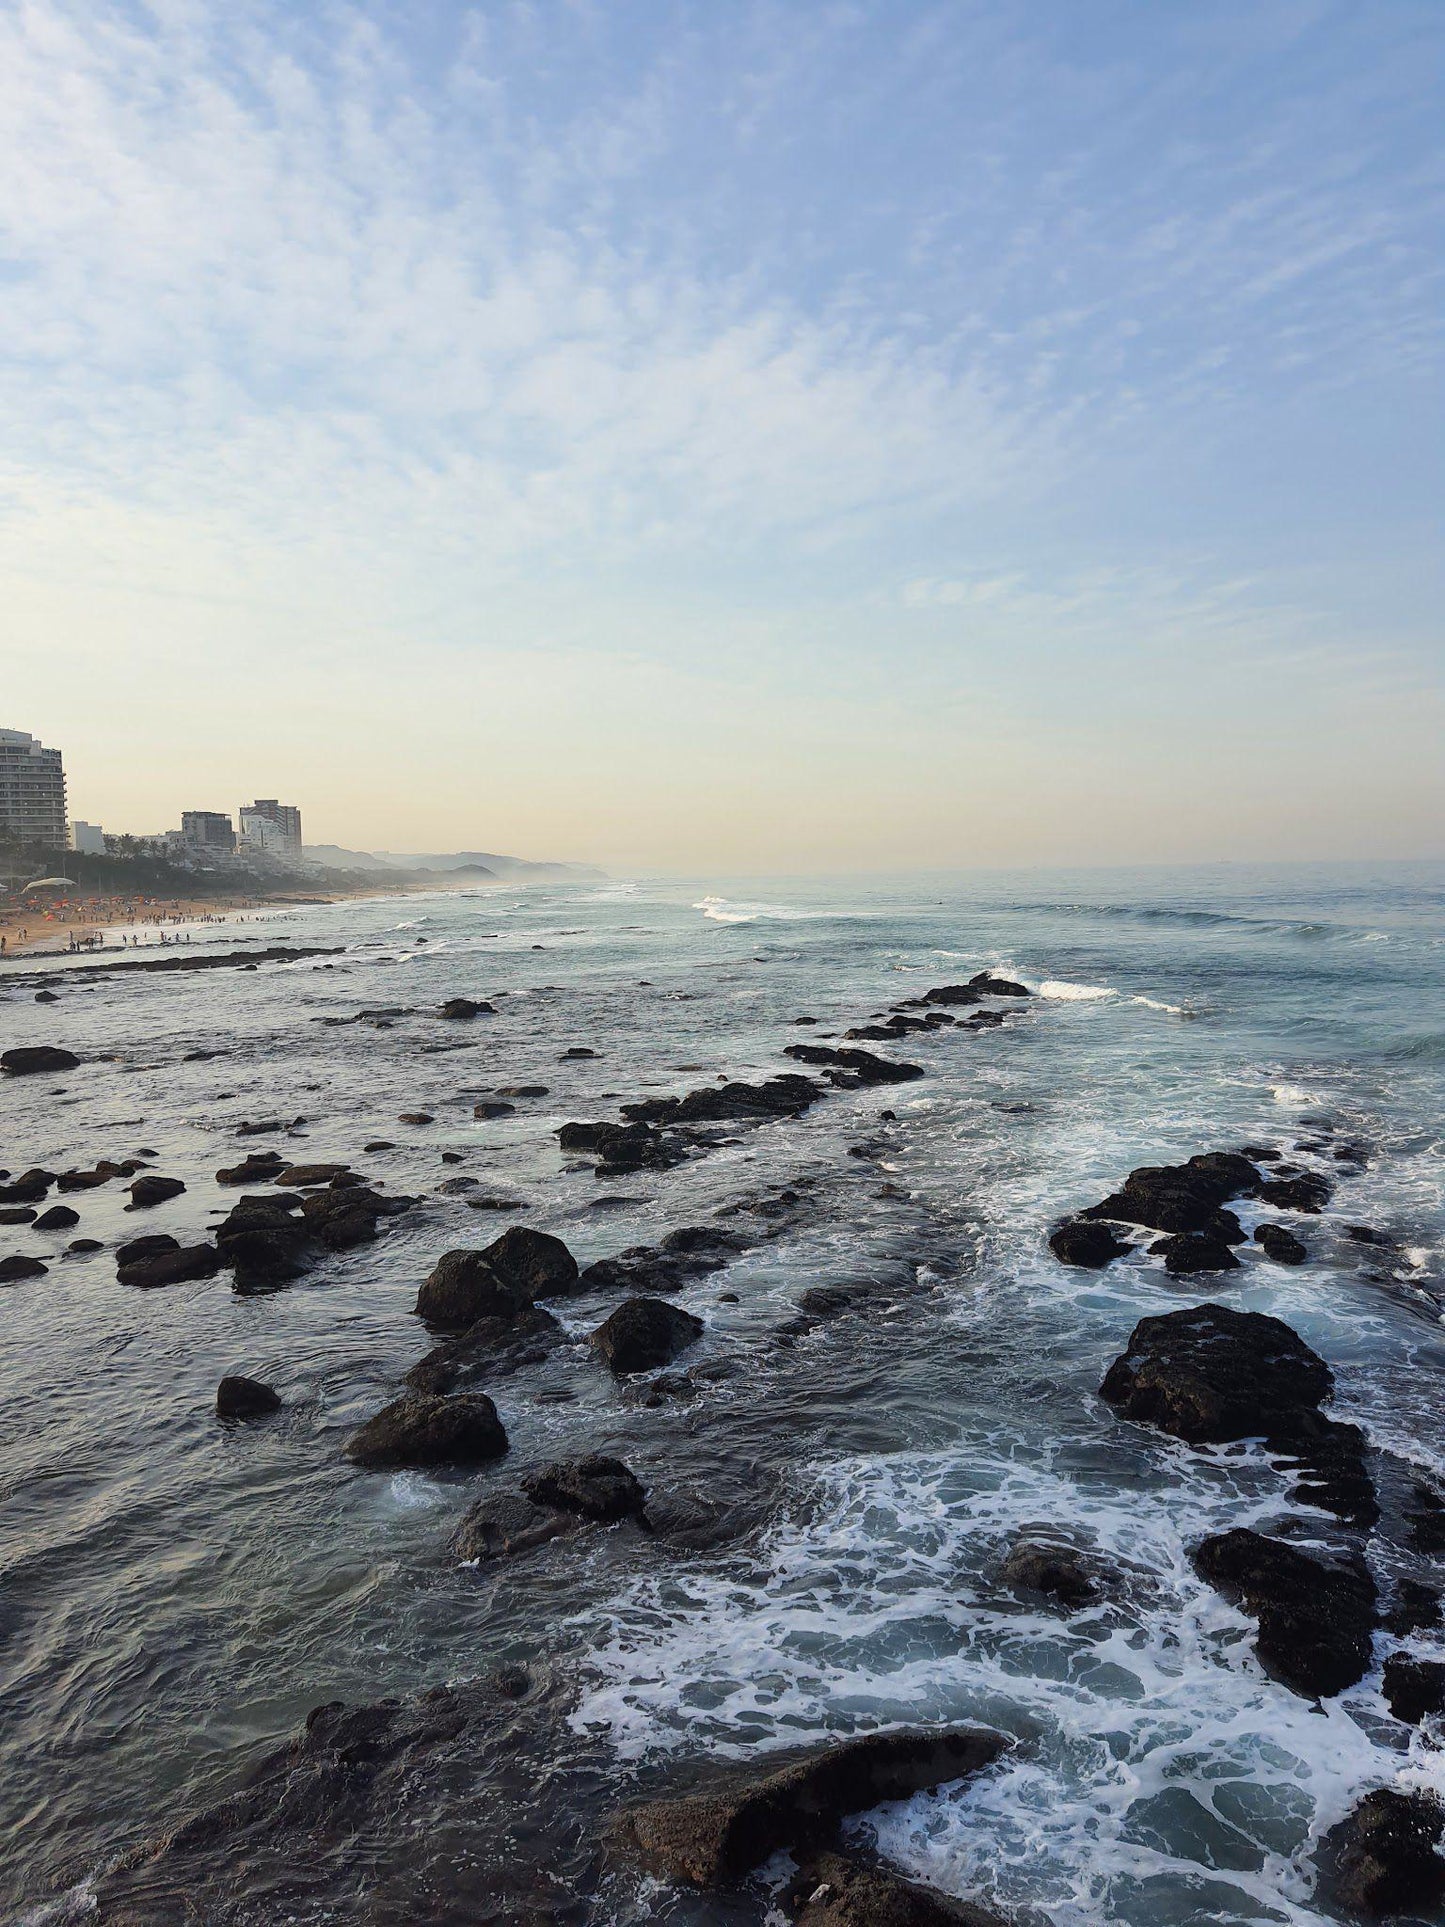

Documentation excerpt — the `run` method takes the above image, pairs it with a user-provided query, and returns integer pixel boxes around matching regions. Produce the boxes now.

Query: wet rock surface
[217,1375,282,1419]
[520,1454,646,1521]
[1320,1788,1445,1917]
[344,1391,509,1467]
[2,1045,80,1075]
[784,1044,925,1086]
[790,1851,1011,1927]
[1255,1222,1308,1264]
[1191,1528,1377,1698]
[1048,1220,1131,1268]
[591,1296,705,1375]
[615,1726,1010,1887]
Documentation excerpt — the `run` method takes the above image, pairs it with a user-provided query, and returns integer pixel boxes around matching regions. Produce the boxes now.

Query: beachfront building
[0,727,68,849]
[181,810,236,851]
[239,798,303,865]
[71,820,106,855]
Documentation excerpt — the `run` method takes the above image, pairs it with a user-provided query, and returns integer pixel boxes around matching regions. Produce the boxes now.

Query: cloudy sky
[3,0,1441,867]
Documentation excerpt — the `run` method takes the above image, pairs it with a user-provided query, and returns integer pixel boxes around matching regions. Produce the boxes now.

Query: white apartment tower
[0,728,68,849]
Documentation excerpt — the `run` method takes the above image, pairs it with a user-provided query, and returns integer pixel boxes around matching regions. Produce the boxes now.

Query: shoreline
[0,876,473,960]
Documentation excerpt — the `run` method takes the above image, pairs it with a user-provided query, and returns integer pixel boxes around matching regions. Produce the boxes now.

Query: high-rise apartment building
[181,810,236,851]
[0,728,68,848]
[71,821,106,855]
[239,798,303,864]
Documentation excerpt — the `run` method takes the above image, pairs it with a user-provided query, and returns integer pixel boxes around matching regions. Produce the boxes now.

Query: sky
[2,0,1442,870]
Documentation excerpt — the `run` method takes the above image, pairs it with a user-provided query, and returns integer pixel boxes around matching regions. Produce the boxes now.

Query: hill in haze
[304,845,602,883]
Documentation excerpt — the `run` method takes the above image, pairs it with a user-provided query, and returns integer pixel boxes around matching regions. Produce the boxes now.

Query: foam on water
[1037,979,1118,1001]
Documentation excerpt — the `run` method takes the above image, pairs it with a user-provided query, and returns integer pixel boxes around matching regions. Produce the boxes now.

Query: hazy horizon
[5,0,1442,869]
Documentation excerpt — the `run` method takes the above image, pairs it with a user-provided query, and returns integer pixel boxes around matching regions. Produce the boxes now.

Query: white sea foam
[1271,1083,1319,1107]
[1132,995,1185,1014]
[1037,980,1117,1002]
[694,895,815,924]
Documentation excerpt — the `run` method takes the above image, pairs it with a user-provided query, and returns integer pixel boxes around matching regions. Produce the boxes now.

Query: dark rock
[498,1084,549,1097]
[472,1100,516,1119]
[66,1238,103,1254]
[466,1196,527,1212]
[784,1044,924,1086]
[440,997,495,1019]
[621,1074,819,1127]
[1100,1303,1331,1444]
[0,1168,57,1204]
[1320,1789,1445,1917]
[1255,1172,1332,1214]
[558,1119,689,1174]
[592,1296,704,1375]
[1081,1152,1261,1239]
[1346,1224,1397,1248]
[406,1305,563,1394]
[1049,1220,1131,1268]
[1383,1580,1442,1637]
[451,1491,577,1562]
[1101,1303,1375,1525]
[1149,1231,1241,1274]
[615,1726,1010,1887]
[1255,1223,1308,1264]
[125,1175,187,1210]
[968,971,1030,997]
[56,1161,126,1191]
[363,1140,396,1153]
[0,1207,37,1225]
[32,1204,81,1231]
[217,1375,282,1418]
[0,1254,48,1281]
[2,1045,80,1075]
[1000,1535,1101,1609]
[216,1151,289,1186]
[1406,1483,1445,1555]
[520,1454,646,1520]
[1192,1529,1376,1698]
[921,985,984,1007]
[116,1232,180,1268]
[274,1163,350,1187]
[563,1047,597,1059]
[119,1243,222,1288]
[478,1224,578,1298]
[1382,1654,1445,1725]
[132,1689,469,1865]
[798,1285,863,1316]
[415,1249,526,1328]
[34,988,60,1002]
[345,1391,508,1467]
[791,1850,1009,1927]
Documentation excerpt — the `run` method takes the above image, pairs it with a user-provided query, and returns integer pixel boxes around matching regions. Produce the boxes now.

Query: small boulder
[451,1491,576,1562]
[520,1455,646,1521]
[345,1392,509,1468]
[498,1084,549,1098]
[119,1243,222,1289]
[116,1232,180,1268]
[1000,1535,1100,1609]
[1149,1231,1241,1275]
[1049,1220,1130,1268]
[472,1100,516,1119]
[125,1175,186,1210]
[416,1249,525,1328]
[1255,1172,1332,1214]
[0,1254,48,1281]
[440,998,495,1019]
[1320,1789,1445,1917]
[32,1205,81,1231]
[1382,1654,1445,1726]
[2,1046,80,1075]
[0,1168,57,1205]
[1256,1223,1308,1265]
[1100,1303,1332,1444]
[66,1239,103,1254]
[1191,1528,1376,1698]
[217,1375,282,1419]
[591,1297,704,1376]
[216,1152,289,1185]
[0,1208,36,1225]
[274,1163,351,1188]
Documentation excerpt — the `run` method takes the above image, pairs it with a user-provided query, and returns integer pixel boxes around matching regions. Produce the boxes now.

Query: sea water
[1,861,1442,1923]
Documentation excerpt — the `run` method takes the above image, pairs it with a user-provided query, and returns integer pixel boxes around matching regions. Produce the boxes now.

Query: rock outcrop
[1319,1789,1445,1917]
[1192,1528,1376,1698]
[345,1392,509,1468]
[591,1297,704,1375]
[2,1046,80,1075]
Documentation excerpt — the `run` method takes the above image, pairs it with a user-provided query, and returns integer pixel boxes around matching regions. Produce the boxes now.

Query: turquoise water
[2,860,1442,1923]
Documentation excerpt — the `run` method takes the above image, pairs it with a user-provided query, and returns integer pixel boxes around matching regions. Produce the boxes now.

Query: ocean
[2,860,1443,1925]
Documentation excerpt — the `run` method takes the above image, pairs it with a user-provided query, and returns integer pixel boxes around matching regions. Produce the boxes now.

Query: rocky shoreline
[4,958,1443,1924]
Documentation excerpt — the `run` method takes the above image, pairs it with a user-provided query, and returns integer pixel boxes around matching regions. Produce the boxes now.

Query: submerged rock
[451,1490,578,1562]
[615,1726,1009,1887]
[1255,1172,1333,1214]
[620,1074,818,1127]
[1149,1231,1241,1275]
[345,1391,508,1467]
[216,1151,289,1186]
[1192,1528,1376,1698]
[591,1296,704,1375]
[406,1305,564,1394]
[1320,1789,1445,1917]
[2,1045,79,1075]
[217,1375,282,1419]
[440,997,494,1019]
[791,1851,1010,1927]
[1000,1535,1101,1610]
